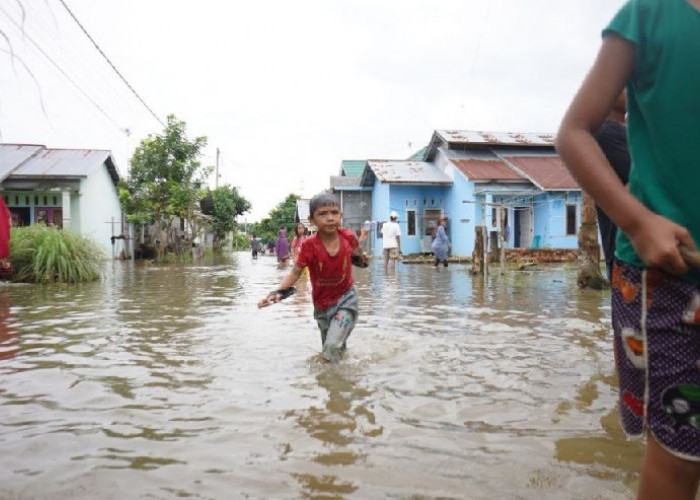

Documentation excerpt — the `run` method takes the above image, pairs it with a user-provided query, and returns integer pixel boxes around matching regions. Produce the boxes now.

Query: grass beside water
[8,225,104,283]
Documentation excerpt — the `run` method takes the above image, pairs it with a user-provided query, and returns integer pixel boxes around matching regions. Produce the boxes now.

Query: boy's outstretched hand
[257,287,296,308]
[351,252,369,268]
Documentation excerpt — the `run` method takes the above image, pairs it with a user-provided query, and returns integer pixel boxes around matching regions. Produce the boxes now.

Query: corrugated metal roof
[12,148,111,177]
[341,160,366,177]
[437,130,555,146]
[0,144,44,181]
[451,158,525,181]
[367,160,452,185]
[0,144,119,185]
[503,156,579,190]
[331,175,363,189]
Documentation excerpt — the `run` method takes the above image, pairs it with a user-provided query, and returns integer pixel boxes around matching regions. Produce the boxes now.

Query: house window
[407,210,416,236]
[566,204,577,235]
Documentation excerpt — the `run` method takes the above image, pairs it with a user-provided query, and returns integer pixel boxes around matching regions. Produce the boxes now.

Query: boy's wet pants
[313,287,358,363]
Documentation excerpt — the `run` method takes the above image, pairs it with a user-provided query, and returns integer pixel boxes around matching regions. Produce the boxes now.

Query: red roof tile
[504,156,579,190]
[451,159,524,181]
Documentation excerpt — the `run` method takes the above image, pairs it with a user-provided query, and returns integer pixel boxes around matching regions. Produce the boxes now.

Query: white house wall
[77,165,123,257]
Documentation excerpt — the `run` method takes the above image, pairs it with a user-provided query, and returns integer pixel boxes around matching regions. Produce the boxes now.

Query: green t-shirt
[605,0,700,283]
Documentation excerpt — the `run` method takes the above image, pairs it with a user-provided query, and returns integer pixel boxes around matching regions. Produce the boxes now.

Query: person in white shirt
[381,211,401,271]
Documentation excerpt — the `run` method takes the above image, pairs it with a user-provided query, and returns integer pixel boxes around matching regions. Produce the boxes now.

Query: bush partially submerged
[8,225,104,283]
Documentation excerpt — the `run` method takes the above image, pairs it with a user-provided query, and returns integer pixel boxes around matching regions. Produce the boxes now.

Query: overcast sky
[0,0,626,221]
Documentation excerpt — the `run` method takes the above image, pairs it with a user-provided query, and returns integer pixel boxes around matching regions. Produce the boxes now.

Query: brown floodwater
[0,253,645,499]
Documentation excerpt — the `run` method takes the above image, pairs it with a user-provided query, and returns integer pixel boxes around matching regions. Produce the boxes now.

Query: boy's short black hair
[309,193,339,216]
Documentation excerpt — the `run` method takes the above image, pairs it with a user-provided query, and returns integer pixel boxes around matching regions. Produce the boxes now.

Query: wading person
[431,216,451,268]
[258,193,368,363]
[275,228,289,268]
[556,1,700,497]
[381,211,401,271]
[291,222,308,264]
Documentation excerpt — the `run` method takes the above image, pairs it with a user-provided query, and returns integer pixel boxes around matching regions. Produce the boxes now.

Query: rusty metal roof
[366,160,452,185]
[450,158,525,181]
[503,156,579,191]
[437,130,555,146]
[0,144,119,185]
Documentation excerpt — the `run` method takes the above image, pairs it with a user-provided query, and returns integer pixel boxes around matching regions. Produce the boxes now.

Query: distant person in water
[291,222,308,265]
[250,235,262,260]
[431,217,451,267]
[275,228,289,267]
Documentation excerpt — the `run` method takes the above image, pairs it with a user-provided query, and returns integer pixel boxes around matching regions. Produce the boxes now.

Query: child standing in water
[556,1,700,497]
[258,193,368,363]
[291,222,308,264]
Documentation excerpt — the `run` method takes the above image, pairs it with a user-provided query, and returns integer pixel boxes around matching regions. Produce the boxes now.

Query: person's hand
[351,252,369,268]
[627,213,694,276]
[258,292,281,308]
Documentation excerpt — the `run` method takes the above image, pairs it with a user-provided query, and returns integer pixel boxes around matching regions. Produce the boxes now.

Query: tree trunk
[577,192,608,289]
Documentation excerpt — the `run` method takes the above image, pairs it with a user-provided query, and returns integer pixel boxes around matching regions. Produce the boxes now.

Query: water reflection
[0,292,18,361]
[0,257,643,499]
[287,363,383,497]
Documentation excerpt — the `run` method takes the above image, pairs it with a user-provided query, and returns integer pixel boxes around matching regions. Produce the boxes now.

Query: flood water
[0,253,645,499]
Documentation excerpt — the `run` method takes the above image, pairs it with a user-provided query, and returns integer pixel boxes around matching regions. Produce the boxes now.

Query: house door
[35,207,63,228]
[514,206,532,248]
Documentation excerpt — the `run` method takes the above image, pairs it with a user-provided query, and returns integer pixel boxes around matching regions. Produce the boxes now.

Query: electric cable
[55,0,164,127]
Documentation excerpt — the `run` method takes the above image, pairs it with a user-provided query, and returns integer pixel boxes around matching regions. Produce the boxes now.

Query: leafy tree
[256,193,300,241]
[200,185,251,250]
[119,114,210,260]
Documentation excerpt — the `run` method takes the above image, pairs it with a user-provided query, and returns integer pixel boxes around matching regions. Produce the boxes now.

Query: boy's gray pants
[313,287,358,363]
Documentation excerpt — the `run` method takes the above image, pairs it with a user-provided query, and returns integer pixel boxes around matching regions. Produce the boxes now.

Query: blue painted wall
[367,180,582,256]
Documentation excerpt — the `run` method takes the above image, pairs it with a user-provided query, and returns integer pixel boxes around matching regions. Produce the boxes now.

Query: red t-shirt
[295,228,358,310]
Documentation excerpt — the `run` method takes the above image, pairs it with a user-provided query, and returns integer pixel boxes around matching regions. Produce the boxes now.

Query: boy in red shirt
[258,193,368,362]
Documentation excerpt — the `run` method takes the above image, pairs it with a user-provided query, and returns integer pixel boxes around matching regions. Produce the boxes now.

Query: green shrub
[8,225,104,283]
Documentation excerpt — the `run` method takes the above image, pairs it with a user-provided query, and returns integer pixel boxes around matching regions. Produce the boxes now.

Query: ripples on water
[0,254,643,499]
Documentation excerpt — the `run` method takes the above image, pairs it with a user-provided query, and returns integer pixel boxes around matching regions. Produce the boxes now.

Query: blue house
[353,130,582,258]
[363,159,452,256]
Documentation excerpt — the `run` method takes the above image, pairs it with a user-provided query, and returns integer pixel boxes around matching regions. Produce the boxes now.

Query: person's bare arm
[556,35,693,275]
[257,265,303,308]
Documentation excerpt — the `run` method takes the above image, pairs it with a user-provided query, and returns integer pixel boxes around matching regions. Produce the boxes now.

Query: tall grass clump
[8,225,104,283]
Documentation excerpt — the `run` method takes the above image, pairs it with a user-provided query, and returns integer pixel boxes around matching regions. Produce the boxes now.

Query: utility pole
[215,147,220,189]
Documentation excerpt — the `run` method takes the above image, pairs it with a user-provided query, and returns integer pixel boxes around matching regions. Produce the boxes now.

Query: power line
[56,0,164,127]
[0,4,123,131]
